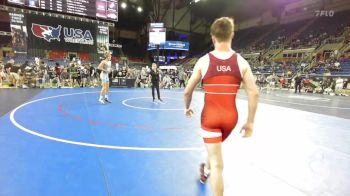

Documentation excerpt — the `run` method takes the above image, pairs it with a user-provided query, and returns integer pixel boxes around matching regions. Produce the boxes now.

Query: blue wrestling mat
[0,88,211,196]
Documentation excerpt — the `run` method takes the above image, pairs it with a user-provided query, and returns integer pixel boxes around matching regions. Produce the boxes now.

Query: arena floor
[0,88,349,196]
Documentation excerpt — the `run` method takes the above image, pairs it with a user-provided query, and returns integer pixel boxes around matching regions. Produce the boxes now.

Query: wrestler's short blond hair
[104,51,111,59]
[210,17,234,42]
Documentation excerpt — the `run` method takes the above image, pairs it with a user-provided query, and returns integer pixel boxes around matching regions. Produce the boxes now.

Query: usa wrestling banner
[26,14,97,53]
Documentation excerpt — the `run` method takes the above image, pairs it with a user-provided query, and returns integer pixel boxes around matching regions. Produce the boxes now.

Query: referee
[149,63,163,102]
[294,74,303,93]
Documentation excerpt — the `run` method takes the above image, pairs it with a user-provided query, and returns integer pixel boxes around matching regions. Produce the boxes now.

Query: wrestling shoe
[200,163,210,184]
[99,99,106,104]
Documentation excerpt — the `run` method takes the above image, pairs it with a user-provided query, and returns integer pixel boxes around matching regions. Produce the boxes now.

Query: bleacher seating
[338,59,350,75]
[234,10,350,54]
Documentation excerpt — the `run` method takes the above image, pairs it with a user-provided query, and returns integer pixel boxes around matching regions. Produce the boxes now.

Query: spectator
[335,77,344,95]
[279,74,286,89]
[294,74,303,93]
[121,66,128,77]
[6,59,21,88]
[55,62,62,88]
[0,61,6,87]
[178,69,186,88]
[333,61,341,71]
[140,67,148,84]
[46,66,53,87]
[162,74,173,89]
[89,64,98,87]
[266,73,278,92]
[68,62,79,87]
[60,68,70,87]
[343,78,349,90]
[257,74,266,90]
[80,64,89,88]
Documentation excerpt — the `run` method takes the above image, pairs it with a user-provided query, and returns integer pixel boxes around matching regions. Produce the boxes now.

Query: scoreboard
[7,0,118,21]
[149,23,166,45]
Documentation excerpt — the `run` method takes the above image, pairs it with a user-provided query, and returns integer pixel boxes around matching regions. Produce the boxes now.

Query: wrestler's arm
[239,55,259,137]
[184,58,203,117]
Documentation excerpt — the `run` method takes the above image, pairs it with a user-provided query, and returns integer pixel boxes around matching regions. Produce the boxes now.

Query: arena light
[121,2,127,9]
[137,6,143,13]
[190,0,201,4]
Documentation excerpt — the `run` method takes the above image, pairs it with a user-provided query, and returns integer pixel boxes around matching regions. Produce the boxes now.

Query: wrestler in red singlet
[201,52,242,143]
[184,17,259,196]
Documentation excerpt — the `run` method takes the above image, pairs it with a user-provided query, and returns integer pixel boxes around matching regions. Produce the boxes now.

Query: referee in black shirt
[294,74,303,93]
[149,63,162,102]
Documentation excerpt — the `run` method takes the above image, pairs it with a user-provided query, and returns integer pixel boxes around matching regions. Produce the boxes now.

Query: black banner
[26,13,97,53]
[97,24,109,54]
[9,12,27,53]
